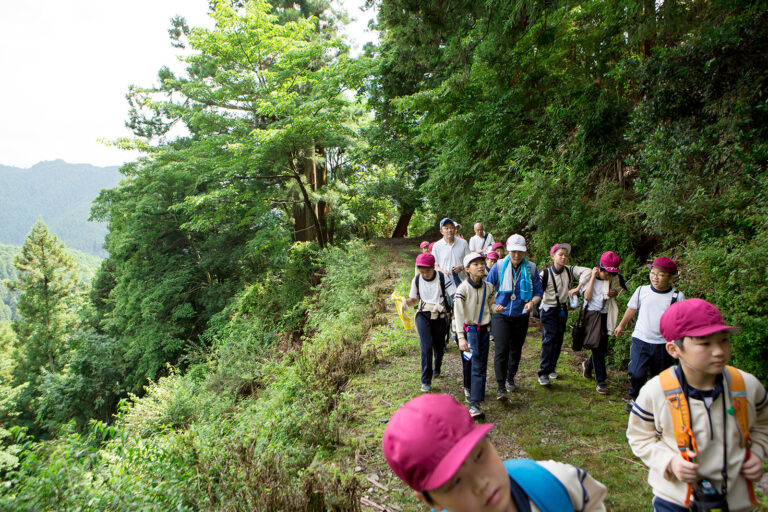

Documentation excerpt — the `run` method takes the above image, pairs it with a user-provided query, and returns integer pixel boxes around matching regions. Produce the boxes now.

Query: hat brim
[551,243,571,255]
[679,325,740,339]
[507,244,527,252]
[646,264,677,274]
[422,423,494,491]
[601,266,619,274]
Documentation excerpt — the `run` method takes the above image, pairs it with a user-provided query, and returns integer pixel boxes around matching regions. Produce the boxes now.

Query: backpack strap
[541,268,549,292]
[503,459,574,512]
[724,365,757,504]
[671,289,680,305]
[659,368,696,506]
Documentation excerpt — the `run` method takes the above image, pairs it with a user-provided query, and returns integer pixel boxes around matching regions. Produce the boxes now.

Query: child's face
[667,332,731,376]
[417,437,514,512]
[488,258,497,268]
[496,248,505,258]
[467,259,486,279]
[649,267,674,290]
[551,248,569,267]
[418,266,436,280]
[421,247,430,254]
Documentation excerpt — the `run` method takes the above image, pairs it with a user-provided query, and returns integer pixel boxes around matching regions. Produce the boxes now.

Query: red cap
[599,251,620,274]
[416,253,435,267]
[491,242,503,250]
[428,242,436,252]
[419,241,430,249]
[550,243,572,256]
[486,251,499,260]
[382,394,493,491]
[660,298,739,341]
[648,257,677,275]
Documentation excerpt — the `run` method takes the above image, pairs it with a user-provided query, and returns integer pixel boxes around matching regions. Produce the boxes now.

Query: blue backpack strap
[504,459,574,512]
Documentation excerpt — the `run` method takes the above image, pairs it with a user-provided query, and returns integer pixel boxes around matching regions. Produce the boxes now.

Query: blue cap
[439,217,455,227]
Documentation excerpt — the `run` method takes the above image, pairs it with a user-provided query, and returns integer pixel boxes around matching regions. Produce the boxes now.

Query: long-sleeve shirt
[486,259,543,317]
[539,264,590,310]
[627,366,768,512]
[453,278,495,334]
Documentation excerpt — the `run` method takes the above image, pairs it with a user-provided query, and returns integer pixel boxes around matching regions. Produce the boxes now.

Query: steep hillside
[0,160,121,256]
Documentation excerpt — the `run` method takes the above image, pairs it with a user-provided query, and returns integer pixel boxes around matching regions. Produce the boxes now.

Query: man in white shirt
[431,218,470,289]
[468,222,494,254]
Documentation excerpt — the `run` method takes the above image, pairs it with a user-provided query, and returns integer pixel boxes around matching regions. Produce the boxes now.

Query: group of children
[393,217,767,511]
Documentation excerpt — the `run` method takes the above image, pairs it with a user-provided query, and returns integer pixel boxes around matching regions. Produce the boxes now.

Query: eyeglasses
[649,271,668,279]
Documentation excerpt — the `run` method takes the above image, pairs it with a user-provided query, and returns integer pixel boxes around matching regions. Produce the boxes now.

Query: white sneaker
[549,372,559,380]
[537,375,551,386]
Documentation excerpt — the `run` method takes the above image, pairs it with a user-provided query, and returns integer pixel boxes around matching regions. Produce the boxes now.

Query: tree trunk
[392,212,412,238]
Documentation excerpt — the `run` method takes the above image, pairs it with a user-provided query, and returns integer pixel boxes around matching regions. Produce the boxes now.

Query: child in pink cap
[627,299,768,512]
[615,257,685,412]
[383,393,607,512]
[575,251,623,394]
[407,253,453,392]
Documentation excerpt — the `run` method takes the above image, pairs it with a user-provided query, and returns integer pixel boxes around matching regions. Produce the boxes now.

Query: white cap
[506,234,527,252]
[463,253,485,268]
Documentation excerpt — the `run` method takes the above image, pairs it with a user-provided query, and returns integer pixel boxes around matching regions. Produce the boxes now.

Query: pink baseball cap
[416,253,436,267]
[491,242,504,250]
[486,251,499,260]
[599,251,620,274]
[647,257,677,275]
[506,234,527,252]
[660,298,739,342]
[382,394,493,491]
[550,243,572,256]
[428,242,436,252]
[419,241,430,249]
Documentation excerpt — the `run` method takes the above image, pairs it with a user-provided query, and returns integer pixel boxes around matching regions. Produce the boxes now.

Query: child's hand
[494,304,505,313]
[592,266,600,276]
[740,451,764,482]
[458,338,468,352]
[669,451,699,483]
[568,288,579,298]
[614,325,623,337]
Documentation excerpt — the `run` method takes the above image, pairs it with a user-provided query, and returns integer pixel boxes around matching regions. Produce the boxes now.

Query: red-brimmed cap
[660,298,739,342]
[647,257,677,275]
[491,242,504,250]
[486,251,499,260]
[550,243,572,256]
[416,253,436,267]
[599,251,620,274]
[382,394,493,492]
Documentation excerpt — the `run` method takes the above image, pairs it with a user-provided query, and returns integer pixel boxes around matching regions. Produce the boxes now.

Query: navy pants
[415,312,447,385]
[628,337,675,399]
[583,312,608,384]
[492,313,529,388]
[538,306,567,377]
[461,324,490,402]
[652,496,688,512]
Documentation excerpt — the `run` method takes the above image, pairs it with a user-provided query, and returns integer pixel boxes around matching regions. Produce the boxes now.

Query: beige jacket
[578,270,622,332]
[533,460,608,512]
[626,368,768,512]
[453,279,495,335]
[539,265,590,309]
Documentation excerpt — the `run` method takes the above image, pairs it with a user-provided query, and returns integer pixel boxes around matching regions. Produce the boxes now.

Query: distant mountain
[0,160,122,257]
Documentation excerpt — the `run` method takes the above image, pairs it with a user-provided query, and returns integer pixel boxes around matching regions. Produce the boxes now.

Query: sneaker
[505,380,517,392]
[549,372,559,380]
[463,387,471,402]
[433,369,441,379]
[581,361,592,379]
[421,383,431,393]
[496,388,508,401]
[596,383,609,395]
[468,402,485,419]
[625,398,635,413]
[537,374,551,386]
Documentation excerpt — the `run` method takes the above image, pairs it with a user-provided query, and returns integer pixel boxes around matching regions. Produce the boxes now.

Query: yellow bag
[391,291,414,330]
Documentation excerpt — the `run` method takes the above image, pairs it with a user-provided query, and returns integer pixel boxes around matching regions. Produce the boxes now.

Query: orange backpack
[658,366,756,506]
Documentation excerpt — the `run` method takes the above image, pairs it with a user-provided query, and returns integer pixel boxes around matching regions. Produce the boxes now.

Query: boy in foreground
[453,253,495,418]
[615,257,684,412]
[383,393,608,512]
[626,299,768,512]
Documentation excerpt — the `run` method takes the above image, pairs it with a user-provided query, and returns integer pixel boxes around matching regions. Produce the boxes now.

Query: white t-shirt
[409,273,452,304]
[469,232,494,253]
[628,285,685,344]
[431,237,470,283]
[580,279,607,313]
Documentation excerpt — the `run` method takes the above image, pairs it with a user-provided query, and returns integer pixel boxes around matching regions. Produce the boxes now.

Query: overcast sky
[0,0,377,169]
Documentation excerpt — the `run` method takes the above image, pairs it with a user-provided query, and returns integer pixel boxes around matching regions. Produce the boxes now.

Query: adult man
[431,218,470,289]
[468,222,495,254]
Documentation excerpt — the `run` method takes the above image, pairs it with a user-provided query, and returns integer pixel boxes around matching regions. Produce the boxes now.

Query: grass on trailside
[332,243,768,512]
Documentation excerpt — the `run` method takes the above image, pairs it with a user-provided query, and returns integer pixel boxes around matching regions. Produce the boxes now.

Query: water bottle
[569,294,579,309]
